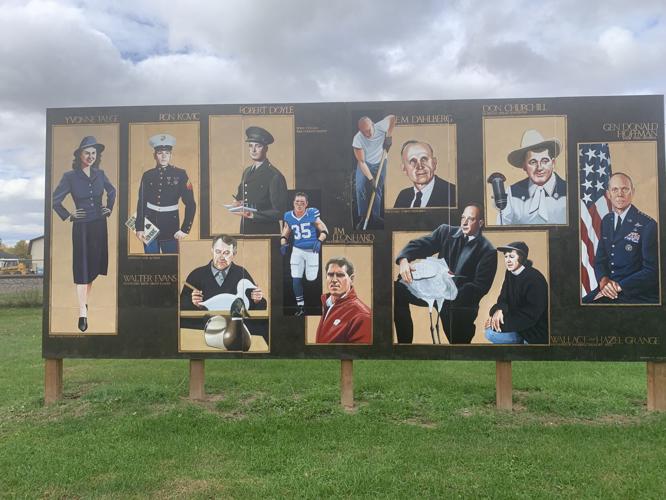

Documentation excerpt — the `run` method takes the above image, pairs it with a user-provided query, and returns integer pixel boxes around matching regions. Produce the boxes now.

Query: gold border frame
[577,140,662,307]
[482,115,569,228]
[383,122,459,213]
[126,121,201,256]
[390,228,551,346]
[304,243,374,346]
[177,237,272,353]
[48,123,120,337]
[208,114,296,236]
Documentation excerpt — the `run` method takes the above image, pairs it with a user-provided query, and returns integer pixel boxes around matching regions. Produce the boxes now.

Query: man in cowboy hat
[484,241,549,344]
[232,126,289,234]
[494,129,567,225]
[135,133,196,253]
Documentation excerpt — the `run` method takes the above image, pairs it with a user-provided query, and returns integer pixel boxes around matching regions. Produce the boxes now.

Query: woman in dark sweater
[484,241,549,344]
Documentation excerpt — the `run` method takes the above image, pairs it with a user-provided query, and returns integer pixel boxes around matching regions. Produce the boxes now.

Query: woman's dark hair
[517,253,533,268]
[72,148,103,170]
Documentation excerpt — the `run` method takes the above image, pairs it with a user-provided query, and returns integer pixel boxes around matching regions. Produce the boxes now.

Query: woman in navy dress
[52,136,116,332]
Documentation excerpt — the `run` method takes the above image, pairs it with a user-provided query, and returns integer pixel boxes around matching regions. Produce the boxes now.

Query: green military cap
[245,126,274,145]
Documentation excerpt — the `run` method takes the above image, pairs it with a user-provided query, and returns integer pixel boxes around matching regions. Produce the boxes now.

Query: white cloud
[0,0,665,242]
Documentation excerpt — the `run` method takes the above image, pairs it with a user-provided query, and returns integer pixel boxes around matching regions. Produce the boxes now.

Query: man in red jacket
[315,257,372,344]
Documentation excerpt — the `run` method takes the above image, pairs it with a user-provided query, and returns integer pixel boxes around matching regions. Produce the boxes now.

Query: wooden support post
[189,359,205,400]
[340,359,354,409]
[647,361,666,412]
[496,360,512,411]
[44,358,63,405]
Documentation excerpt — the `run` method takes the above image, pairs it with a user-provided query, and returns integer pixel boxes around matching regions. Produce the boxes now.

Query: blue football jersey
[284,207,320,249]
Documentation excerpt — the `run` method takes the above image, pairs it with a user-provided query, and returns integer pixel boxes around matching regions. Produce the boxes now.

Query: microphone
[487,172,507,211]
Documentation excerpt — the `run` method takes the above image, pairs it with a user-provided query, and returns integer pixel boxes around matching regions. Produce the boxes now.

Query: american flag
[579,143,612,296]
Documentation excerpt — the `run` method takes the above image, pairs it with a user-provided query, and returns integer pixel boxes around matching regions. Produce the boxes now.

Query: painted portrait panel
[128,122,200,255]
[209,114,295,236]
[385,123,457,211]
[579,141,660,306]
[484,116,568,227]
[178,238,270,353]
[305,244,373,345]
[392,229,549,345]
[50,124,119,335]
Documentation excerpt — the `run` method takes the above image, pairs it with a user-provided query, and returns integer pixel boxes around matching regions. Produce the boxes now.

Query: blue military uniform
[584,205,659,304]
[136,134,196,253]
[53,167,116,224]
[53,162,116,285]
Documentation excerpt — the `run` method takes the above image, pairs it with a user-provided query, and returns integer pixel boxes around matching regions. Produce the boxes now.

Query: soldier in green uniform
[232,126,289,234]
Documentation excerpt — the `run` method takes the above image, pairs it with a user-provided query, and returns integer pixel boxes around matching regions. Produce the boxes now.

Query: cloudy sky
[0,0,664,245]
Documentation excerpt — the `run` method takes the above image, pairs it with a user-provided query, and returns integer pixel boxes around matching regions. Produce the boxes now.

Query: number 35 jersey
[284,208,320,250]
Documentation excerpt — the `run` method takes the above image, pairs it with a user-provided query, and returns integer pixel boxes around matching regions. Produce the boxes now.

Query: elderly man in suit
[393,140,456,208]
[583,172,659,304]
[394,203,497,344]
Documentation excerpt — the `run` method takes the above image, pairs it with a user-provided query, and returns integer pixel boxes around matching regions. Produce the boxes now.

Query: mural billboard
[43,95,665,360]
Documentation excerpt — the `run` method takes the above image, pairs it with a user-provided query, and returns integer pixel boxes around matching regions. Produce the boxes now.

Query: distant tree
[11,240,30,258]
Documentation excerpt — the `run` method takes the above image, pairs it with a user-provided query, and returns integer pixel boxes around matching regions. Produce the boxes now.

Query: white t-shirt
[352,116,391,164]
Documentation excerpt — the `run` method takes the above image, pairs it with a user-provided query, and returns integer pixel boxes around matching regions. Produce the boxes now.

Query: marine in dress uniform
[583,204,659,304]
[234,126,289,235]
[136,134,196,253]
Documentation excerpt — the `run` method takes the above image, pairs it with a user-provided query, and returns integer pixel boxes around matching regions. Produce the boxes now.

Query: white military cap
[148,133,176,150]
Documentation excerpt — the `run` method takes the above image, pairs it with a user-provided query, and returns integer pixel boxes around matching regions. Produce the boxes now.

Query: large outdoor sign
[43,95,666,361]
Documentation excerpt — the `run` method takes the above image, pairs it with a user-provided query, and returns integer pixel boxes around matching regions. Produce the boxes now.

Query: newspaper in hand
[125,213,160,244]
[224,204,258,213]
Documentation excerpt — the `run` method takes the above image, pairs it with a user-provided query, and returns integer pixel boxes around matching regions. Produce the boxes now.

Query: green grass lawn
[1,307,665,498]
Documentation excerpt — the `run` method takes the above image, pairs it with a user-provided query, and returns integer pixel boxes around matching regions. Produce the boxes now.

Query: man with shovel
[352,114,396,229]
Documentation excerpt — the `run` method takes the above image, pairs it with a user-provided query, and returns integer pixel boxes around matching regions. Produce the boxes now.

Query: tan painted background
[603,141,659,219]
[209,115,295,234]
[305,244,373,344]
[50,124,119,335]
[385,123,457,210]
[577,141,660,305]
[128,122,200,254]
[178,238,271,352]
[392,230,549,344]
[483,116,568,226]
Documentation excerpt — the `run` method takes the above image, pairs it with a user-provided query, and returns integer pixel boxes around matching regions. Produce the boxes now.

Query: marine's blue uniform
[284,207,321,250]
